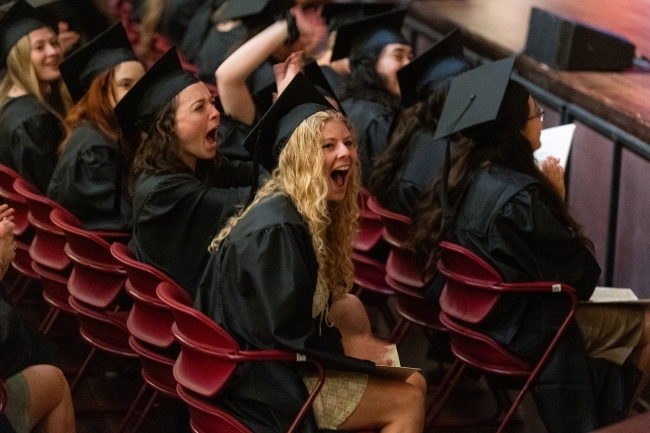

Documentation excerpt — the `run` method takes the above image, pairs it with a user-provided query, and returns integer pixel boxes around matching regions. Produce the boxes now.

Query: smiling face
[29,27,63,84]
[109,60,145,107]
[522,96,543,151]
[376,43,412,96]
[321,120,357,201]
[174,82,220,172]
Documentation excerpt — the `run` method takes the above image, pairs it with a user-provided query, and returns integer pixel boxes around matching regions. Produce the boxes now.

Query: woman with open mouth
[48,23,145,232]
[114,47,255,299]
[195,73,426,433]
[0,0,73,193]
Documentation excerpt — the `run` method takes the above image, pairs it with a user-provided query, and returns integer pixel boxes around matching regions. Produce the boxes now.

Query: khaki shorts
[575,304,645,365]
[302,370,369,430]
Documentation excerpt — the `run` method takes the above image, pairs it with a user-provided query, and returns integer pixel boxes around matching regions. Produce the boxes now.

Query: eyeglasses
[528,106,545,122]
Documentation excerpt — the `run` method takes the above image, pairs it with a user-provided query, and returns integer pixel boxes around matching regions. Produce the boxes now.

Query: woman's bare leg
[628,307,650,412]
[338,374,426,433]
[330,293,372,337]
[22,364,76,433]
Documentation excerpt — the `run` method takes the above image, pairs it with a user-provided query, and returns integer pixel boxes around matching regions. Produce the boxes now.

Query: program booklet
[534,123,576,169]
[373,344,420,381]
[587,287,650,304]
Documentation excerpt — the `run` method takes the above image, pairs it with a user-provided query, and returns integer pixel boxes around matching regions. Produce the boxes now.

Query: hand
[291,6,327,58]
[273,50,303,97]
[0,218,16,280]
[57,22,80,54]
[0,204,15,223]
[540,156,566,200]
[342,334,394,365]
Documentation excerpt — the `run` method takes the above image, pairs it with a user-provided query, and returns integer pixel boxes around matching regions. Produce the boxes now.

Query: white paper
[589,287,638,303]
[534,123,576,169]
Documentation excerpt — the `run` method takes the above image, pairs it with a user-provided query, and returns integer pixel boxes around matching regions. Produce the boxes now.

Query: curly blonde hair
[210,110,360,318]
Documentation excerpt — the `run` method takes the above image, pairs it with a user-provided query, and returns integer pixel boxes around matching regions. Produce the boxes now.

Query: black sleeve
[489,184,601,300]
[11,112,62,193]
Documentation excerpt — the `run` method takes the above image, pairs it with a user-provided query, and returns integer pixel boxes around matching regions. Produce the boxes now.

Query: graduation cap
[59,23,137,102]
[0,0,47,69]
[321,1,396,30]
[432,56,529,218]
[397,28,473,108]
[330,8,408,64]
[212,0,294,23]
[243,72,334,202]
[114,46,199,133]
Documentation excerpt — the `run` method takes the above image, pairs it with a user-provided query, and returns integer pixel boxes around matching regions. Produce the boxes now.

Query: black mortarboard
[60,23,137,102]
[433,56,518,141]
[0,0,46,69]
[433,56,528,219]
[321,1,396,30]
[212,0,293,23]
[114,46,199,133]
[397,28,473,108]
[330,8,408,63]
[243,72,334,174]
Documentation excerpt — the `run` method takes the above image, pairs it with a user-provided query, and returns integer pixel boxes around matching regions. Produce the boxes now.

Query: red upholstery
[157,282,326,433]
[0,164,31,237]
[50,209,127,309]
[110,242,179,348]
[13,178,70,272]
[426,241,578,433]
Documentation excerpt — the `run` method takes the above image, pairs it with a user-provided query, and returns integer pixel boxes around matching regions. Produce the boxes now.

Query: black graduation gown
[196,23,248,84]
[159,0,207,45]
[0,95,64,193]
[450,164,632,432]
[320,65,345,99]
[179,0,212,63]
[47,122,132,231]
[340,98,394,186]
[131,159,252,298]
[195,194,374,433]
[379,130,449,216]
[217,114,253,162]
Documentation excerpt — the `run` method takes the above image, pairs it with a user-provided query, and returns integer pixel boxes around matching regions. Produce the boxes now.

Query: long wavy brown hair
[211,110,360,319]
[410,82,593,280]
[129,94,220,192]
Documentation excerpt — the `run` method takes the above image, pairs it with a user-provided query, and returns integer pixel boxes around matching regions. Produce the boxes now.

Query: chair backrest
[354,188,384,252]
[437,241,504,325]
[365,195,411,247]
[0,164,31,237]
[50,209,127,308]
[176,385,251,433]
[13,178,70,271]
[157,282,239,397]
[111,241,180,348]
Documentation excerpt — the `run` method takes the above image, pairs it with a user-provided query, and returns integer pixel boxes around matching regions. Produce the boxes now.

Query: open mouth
[205,127,217,145]
[330,165,350,188]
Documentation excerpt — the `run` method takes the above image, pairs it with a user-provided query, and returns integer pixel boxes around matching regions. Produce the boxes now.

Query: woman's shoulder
[64,122,115,151]
[229,194,308,240]
[0,94,52,122]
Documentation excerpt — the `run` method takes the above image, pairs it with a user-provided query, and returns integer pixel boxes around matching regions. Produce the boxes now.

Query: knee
[408,372,428,399]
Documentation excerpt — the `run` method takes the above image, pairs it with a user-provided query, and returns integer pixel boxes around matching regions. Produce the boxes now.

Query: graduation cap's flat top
[433,57,517,141]
[0,0,46,68]
[60,23,137,102]
[243,73,334,173]
[212,0,293,22]
[397,28,473,108]
[321,1,396,29]
[330,8,408,63]
[114,47,199,132]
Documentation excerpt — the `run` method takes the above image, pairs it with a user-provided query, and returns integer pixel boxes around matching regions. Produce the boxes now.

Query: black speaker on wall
[524,7,635,71]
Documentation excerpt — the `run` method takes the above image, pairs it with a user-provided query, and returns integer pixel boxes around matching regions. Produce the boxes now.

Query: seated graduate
[138,0,207,49]
[195,74,426,433]
[369,28,473,217]
[331,9,412,186]
[0,0,72,193]
[409,58,650,433]
[48,23,145,232]
[0,211,76,433]
[114,47,253,299]
[316,1,397,97]
[215,1,326,125]
[179,0,228,64]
